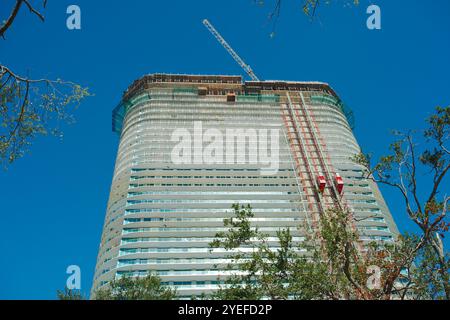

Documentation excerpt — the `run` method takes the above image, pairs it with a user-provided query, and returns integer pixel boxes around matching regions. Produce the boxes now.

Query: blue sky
[0,0,449,299]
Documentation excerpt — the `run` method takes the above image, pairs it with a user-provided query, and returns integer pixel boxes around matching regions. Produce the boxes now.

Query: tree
[210,204,421,300]
[412,238,450,300]
[354,106,450,299]
[208,204,346,300]
[56,287,86,300]
[0,0,90,167]
[93,274,176,300]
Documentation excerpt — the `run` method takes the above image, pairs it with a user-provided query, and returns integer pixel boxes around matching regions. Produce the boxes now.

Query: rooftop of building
[122,73,338,101]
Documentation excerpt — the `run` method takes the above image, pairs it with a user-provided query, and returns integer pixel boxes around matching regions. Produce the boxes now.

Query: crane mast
[202,19,260,82]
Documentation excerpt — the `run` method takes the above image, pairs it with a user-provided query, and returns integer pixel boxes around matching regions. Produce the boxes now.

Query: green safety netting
[237,94,280,103]
[112,94,152,134]
[112,90,281,134]
[113,88,197,134]
[310,94,355,130]
[112,100,130,134]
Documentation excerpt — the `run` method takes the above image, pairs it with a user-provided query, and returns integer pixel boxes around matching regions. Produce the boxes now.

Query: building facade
[91,74,399,298]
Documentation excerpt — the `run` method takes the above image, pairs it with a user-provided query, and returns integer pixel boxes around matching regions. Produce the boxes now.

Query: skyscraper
[91,74,399,298]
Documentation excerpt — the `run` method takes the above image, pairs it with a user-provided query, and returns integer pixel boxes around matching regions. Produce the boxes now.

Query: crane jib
[202,19,261,82]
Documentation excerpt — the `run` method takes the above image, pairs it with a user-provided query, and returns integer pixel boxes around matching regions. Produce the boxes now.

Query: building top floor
[123,73,338,101]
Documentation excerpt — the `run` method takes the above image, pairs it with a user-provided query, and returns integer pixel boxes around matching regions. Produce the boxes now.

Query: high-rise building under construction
[91,74,399,298]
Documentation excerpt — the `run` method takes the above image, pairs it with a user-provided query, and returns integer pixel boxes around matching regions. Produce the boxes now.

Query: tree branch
[426,163,450,206]
[22,0,45,22]
[0,0,46,39]
[5,80,30,146]
[0,0,23,38]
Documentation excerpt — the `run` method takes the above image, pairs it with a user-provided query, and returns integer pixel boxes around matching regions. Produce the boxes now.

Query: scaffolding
[280,91,360,241]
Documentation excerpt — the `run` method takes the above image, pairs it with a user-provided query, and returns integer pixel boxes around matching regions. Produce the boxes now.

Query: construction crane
[202,19,260,82]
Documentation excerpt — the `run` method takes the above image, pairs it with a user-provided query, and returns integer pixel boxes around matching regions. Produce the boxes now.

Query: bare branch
[0,0,23,38]
[0,0,47,39]
[22,0,45,22]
